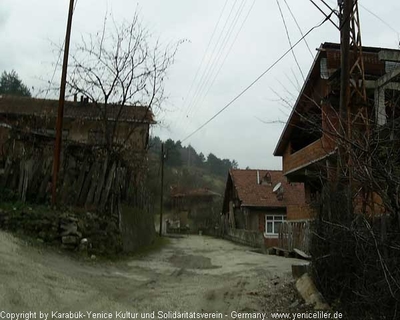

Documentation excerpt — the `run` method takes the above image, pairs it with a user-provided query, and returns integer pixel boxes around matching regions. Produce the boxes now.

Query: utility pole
[338,0,368,211]
[52,0,75,206]
[337,0,352,188]
[159,143,165,236]
[339,0,351,140]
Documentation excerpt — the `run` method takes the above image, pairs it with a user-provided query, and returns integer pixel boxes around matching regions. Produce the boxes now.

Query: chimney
[73,93,77,103]
[257,170,260,184]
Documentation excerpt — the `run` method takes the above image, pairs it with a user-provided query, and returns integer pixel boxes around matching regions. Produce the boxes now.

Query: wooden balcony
[283,137,336,176]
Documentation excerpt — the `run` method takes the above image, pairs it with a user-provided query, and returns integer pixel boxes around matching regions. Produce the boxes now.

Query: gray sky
[0,0,399,169]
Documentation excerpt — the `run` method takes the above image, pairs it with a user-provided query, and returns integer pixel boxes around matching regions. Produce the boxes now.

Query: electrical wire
[181,12,333,143]
[283,0,314,59]
[183,0,250,132]
[359,3,400,43]
[188,0,247,114]
[183,0,239,121]
[174,0,229,127]
[309,0,339,29]
[276,0,305,81]
[181,0,248,135]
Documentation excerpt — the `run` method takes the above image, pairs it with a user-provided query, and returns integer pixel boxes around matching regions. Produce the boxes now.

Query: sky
[0,0,399,169]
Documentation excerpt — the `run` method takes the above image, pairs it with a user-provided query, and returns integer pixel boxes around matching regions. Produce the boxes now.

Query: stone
[296,273,330,310]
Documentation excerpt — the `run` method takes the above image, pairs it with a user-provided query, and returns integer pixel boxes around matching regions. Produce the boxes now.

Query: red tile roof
[229,169,305,207]
[0,95,155,123]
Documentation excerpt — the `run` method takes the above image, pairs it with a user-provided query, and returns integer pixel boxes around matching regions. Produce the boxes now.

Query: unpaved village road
[0,232,303,319]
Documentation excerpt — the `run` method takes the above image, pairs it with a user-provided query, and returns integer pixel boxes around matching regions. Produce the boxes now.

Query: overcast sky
[0,0,399,169]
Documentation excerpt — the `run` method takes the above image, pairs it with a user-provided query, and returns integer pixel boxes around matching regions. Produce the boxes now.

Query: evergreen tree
[0,70,31,97]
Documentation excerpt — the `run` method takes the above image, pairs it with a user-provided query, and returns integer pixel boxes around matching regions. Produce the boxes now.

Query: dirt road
[0,231,303,319]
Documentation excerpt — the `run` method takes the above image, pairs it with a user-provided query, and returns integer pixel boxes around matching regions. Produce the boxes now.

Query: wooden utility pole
[337,0,352,188]
[52,0,75,206]
[159,143,165,236]
[339,0,351,138]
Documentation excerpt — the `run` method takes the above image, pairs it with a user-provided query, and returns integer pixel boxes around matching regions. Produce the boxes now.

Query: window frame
[264,214,286,238]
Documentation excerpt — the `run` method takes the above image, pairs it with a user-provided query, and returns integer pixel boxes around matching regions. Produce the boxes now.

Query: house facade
[274,42,400,204]
[222,169,306,248]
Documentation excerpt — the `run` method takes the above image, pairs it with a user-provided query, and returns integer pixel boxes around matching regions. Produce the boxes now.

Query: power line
[309,0,339,29]
[183,0,239,120]
[188,0,247,114]
[359,3,400,42]
[175,0,229,126]
[181,13,333,143]
[181,0,248,135]
[282,0,314,59]
[276,0,305,81]
[183,0,251,132]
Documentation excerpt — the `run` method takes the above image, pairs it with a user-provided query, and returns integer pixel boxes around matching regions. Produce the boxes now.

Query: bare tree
[67,11,181,153]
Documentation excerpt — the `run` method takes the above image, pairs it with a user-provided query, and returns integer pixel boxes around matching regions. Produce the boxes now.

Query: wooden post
[52,0,75,206]
[339,0,351,167]
[159,143,165,236]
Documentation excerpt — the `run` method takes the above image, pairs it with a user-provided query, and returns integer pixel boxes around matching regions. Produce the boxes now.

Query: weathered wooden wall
[0,129,151,217]
[278,220,311,254]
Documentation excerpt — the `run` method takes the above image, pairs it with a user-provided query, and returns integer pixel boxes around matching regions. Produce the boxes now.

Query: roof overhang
[273,44,325,156]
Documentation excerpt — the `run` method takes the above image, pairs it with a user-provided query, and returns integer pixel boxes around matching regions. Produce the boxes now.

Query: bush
[311,185,400,319]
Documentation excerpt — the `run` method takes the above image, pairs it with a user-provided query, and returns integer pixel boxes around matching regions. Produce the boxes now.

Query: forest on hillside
[146,136,239,210]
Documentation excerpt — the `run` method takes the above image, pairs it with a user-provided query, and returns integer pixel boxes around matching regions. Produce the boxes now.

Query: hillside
[146,136,238,210]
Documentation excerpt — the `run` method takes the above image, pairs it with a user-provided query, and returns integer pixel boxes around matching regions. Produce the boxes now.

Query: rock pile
[60,216,82,250]
[0,207,122,255]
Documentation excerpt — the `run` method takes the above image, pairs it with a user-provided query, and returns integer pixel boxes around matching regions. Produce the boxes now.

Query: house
[221,169,306,248]
[168,187,221,233]
[0,95,155,208]
[0,95,155,152]
[274,42,400,204]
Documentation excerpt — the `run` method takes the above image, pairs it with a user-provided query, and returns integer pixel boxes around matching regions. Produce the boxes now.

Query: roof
[273,42,400,156]
[171,187,221,198]
[0,95,155,123]
[228,169,305,208]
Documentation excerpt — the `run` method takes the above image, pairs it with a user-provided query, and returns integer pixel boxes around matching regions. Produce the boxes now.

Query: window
[265,215,286,237]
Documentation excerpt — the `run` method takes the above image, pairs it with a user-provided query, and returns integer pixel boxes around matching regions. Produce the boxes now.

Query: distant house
[169,187,221,233]
[222,169,306,248]
[0,95,155,152]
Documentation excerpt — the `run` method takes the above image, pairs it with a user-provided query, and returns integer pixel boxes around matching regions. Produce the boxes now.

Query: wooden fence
[278,220,311,254]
